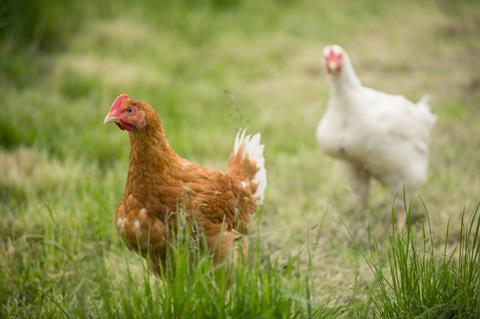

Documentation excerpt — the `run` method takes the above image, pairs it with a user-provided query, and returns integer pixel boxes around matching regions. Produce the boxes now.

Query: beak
[103,112,117,124]
[326,60,338,73]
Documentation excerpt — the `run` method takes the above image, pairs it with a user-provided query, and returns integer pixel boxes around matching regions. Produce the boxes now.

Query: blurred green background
[1,0,480,317]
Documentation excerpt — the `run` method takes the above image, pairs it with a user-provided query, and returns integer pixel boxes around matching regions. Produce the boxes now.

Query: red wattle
[116,121,135,131]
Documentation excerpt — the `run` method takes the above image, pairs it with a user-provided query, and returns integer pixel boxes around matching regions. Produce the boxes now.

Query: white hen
[316,45,436,214]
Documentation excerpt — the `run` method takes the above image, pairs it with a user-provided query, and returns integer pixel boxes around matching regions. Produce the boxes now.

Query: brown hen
[104,94,266,275]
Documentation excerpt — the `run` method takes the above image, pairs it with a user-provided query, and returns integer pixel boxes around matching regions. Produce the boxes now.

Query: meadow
[1,0,480,317]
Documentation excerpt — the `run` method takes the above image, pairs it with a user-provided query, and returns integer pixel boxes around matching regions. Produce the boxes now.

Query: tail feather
[416,95,437,131]
[228,129,267,205]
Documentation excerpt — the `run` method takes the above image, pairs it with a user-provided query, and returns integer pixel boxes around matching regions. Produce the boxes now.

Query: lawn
[1,0,480,317]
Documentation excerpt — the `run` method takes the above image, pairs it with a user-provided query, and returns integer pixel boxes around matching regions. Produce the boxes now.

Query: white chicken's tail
[416,95,437,131]
[227,129,267,205]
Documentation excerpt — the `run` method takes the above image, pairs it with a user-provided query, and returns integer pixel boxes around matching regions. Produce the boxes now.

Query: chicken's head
[104,94,147,131]
[323,45,344,75]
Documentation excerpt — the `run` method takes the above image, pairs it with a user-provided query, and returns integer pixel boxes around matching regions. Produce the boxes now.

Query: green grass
[1,0,480,318]
[0,212,339,318]
[363,205,480,318]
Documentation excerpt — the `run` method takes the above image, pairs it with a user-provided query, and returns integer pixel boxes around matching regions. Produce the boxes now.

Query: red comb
[112,93,129,109]
[325,47,338,61]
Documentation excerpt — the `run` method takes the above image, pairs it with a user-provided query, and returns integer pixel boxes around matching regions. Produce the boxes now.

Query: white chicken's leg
[392,188,422,230]
[393,196,407,230]
[342,162,370,209]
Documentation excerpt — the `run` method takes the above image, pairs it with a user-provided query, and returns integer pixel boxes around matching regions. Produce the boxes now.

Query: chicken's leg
[343,162,371,209]
[208,231,247,265]
[393,196,407,230]
[392,189,423,231]
[150,254,165,277]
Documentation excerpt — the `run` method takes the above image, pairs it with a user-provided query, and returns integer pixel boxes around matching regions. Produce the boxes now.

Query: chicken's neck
[125,122,178,202]
[328,59,361,95]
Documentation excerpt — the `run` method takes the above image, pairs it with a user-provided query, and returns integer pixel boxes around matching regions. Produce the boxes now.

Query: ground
[1,0,479,317]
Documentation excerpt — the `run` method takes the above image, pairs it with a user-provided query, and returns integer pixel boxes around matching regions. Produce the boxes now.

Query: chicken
[103,94,266,274]
[316,45,436,224]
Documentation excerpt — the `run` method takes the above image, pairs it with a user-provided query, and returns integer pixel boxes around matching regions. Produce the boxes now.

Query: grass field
[1,0,480,317]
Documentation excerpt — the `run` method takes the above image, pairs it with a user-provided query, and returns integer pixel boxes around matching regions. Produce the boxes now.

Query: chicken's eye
[125,107,134,114]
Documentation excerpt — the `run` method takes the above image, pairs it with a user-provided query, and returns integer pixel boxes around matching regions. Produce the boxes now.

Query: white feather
[316,44,436,201]
[233,129,267,205]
